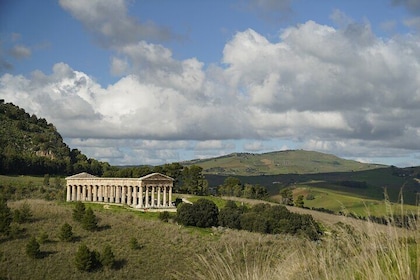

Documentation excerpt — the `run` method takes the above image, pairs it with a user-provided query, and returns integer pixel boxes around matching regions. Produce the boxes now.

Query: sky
[1,0,420,167]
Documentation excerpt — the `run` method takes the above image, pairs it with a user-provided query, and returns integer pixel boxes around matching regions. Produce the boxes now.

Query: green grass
[295,185,419,217]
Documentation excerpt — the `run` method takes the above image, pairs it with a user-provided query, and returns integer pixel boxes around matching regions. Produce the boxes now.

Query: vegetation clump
[25,236,41,259]
[59,222,74,242]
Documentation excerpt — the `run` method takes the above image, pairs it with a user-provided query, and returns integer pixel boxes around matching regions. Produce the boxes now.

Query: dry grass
[180,203,420,280]
[1,199,418,280]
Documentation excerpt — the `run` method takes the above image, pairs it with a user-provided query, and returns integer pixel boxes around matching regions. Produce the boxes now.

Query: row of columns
[66,184,173,208]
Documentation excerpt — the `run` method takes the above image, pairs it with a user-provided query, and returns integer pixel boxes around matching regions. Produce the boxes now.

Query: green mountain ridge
[183,150,385,176]
[0,100,109,175]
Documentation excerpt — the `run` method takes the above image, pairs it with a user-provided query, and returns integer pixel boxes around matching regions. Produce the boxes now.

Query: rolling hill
[183,150,384,176]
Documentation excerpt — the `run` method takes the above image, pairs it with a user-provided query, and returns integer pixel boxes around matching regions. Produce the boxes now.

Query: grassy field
[292,185,420,217]
[1,199,418,280]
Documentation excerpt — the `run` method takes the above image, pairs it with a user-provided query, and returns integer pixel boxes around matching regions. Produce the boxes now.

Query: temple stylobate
[66,172,175,209]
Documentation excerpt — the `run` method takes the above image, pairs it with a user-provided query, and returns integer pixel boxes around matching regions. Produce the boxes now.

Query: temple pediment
[66,172,98,179]
[139,172,174,182]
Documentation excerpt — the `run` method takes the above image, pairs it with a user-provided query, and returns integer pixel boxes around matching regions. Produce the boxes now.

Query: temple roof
[65,172,98,179]
[139,172,174,181]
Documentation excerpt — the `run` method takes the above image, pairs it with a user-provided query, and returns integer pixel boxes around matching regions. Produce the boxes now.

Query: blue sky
[1,0,420,167]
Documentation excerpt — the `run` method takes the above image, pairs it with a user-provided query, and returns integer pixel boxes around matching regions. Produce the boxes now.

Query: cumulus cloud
[59,0,180,48]
[2,8,420,165]
[9,45,31,59]
[244,0,294,22]
[392,0,420,15]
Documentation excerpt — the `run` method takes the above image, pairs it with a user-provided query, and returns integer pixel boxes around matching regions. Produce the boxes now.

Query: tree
[26,236,41,259]
[101,244,115,268]
[295,195,304,208]
[181,166,208,195]
[194,199,219,228]
[43,174,50,186]
[59,222,74,242]
[82,207,98,231]
[72,201,85,222]
[218,200,242,229]
[177,199,219,228]
[74,244,93,271]
[0,196,12,236]
[280,187,294,206]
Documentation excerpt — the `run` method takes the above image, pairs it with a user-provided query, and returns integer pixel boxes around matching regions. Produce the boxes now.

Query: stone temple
[66,172,175,209]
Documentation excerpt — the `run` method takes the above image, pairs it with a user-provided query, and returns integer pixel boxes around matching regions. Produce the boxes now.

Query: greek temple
[66,172,175,209]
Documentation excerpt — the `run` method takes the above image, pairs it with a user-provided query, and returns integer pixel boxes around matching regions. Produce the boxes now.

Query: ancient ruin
[66,172,175,209]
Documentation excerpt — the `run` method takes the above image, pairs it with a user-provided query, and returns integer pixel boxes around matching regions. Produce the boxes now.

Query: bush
[74,244,101,272]
[13,201,32,224]
[81,207,98,231]
[38,231,49,244]
[59,222,74,242]
[26,236,41,259]
[72,201,85,222]
[100,245,115,268]
[0,197,12,236]
[176,199,219,228]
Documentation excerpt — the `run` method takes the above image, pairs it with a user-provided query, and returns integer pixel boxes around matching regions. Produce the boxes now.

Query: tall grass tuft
[181,200,419,280]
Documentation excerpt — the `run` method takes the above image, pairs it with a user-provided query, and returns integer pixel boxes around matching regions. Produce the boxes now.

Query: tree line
[175,199,322,241]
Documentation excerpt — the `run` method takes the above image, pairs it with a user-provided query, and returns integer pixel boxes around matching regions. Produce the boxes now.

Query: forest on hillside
[0,101,109,176]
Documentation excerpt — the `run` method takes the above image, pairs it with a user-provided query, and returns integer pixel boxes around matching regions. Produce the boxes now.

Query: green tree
[0,196,12,236]
[101,244,115,268]
[218,200,242,229]
[74,244,93,271]
[181,166,208,195]
[59,222,74,242]
[26,236,41,259]
[72,201,85,222]
[280,187,294,206]
[82,207,98,231]
[194,199,219,228]
[295,195,304,208]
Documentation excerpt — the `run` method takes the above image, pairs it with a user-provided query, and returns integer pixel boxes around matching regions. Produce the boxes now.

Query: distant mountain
[182,150,385,176]
[0,100,108,175]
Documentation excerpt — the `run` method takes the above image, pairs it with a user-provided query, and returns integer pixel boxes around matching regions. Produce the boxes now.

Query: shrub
[129,237,142,250]
[74,244,101,272]
[81,207,98,231]
[59,222,74,242]
[100,245,115,268]
[38,231,49,244]
[26,237,41,259]
[0,197,12,236]
[72,201,85,222]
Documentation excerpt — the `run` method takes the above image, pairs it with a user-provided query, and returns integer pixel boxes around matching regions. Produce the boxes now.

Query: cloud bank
[1,0,420,165]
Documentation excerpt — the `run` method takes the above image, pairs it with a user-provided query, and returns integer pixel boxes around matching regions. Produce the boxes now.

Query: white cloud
[2,10,420,165]
[10,45,31,59]
[59,0,179,48]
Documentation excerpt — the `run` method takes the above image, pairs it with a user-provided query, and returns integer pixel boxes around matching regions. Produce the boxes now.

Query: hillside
[0,100,108,175]
[183,150,384,176]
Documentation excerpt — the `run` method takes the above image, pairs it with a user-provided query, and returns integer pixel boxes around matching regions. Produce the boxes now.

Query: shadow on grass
[38,250,58,259]
[97,224,111,231]
[113,258,127,270]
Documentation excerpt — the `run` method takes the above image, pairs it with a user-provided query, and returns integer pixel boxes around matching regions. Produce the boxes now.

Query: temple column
[87,185,92,201]
[157,186,161,207]
[139,186,143,208]
[98,185,103,202]
[133,186,137,206]
[116,186,121,203]
[72,185,76,201]
[121,186,126,204]
[163,186,167,207]
[93,185,97,202]
[145,186,149,207]
[127,186,132,205]
[169,185,172,206]
[151,186,155,207]
[66,185,71,201]
[76,185,81,201]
